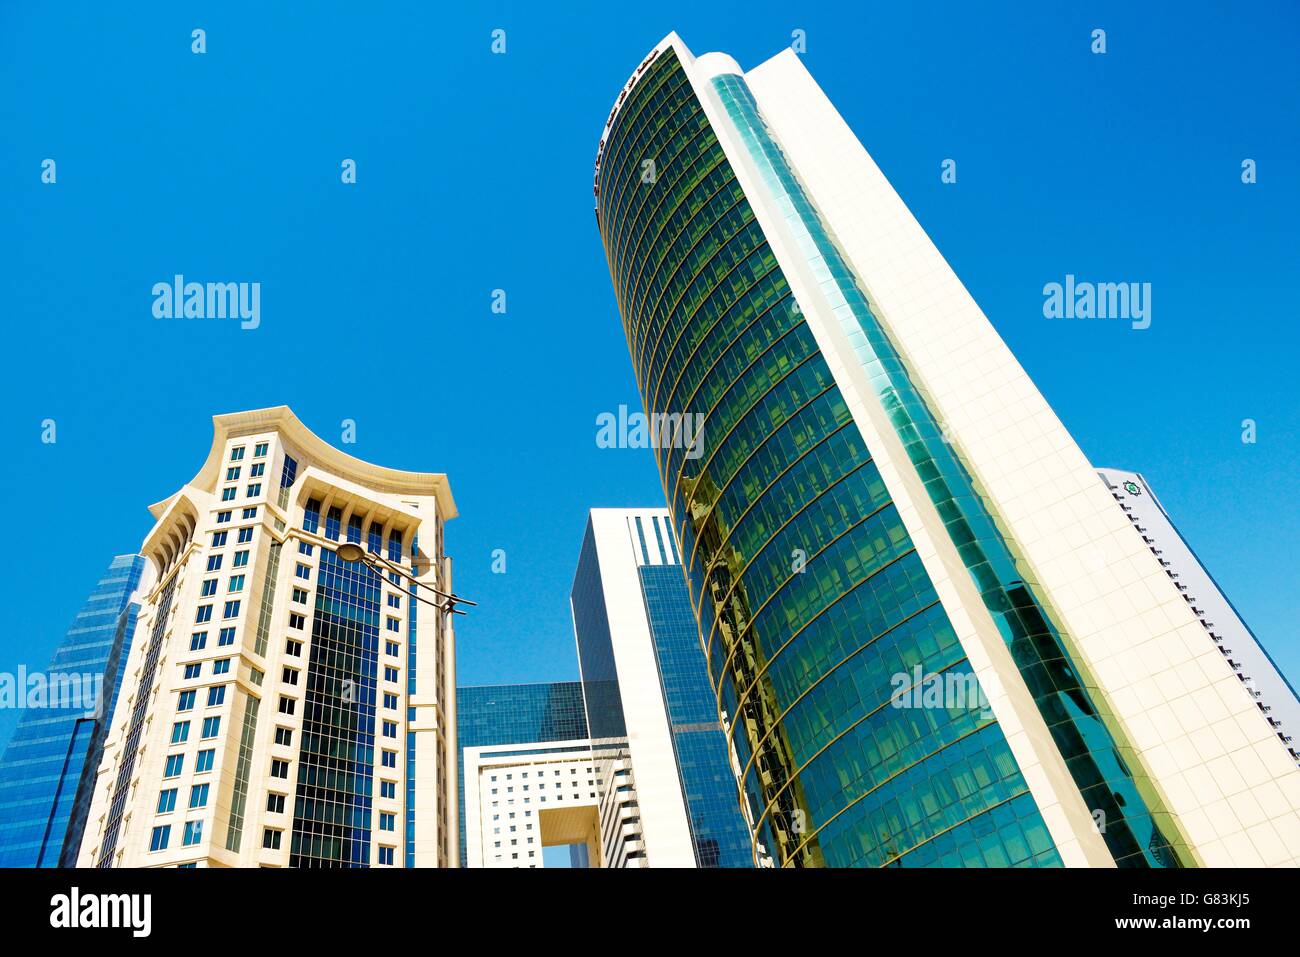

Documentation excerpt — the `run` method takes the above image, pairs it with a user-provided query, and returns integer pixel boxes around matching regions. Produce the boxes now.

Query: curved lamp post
[333,541,477,618]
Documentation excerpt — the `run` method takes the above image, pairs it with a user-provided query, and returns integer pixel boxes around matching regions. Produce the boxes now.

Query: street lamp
[333,541,477,617]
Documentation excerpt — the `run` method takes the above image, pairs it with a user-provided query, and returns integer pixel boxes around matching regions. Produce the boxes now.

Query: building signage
[593,45,664,205]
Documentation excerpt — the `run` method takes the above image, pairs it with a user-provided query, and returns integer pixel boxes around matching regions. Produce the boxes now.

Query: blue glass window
[150,826,170,852]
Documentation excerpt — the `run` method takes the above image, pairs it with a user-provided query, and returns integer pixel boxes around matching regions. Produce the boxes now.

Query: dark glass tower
[0,553,144,867]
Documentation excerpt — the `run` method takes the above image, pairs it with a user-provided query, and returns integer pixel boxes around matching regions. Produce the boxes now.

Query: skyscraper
[571,508,752,868]
[0,554,144,867]
[594,34,1300,867]
[77,407,458,868]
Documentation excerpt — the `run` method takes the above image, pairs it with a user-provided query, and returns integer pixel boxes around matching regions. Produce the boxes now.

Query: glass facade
[639,561,752,867]
[290,547,380,867]
[595,47,1069,867]
[455,681,589,866]
[0,554,144,867]
[571,524,627,745]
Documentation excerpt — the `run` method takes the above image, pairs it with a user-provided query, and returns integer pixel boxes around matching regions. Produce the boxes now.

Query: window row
[182,658,231,679]
[229,442,269,462]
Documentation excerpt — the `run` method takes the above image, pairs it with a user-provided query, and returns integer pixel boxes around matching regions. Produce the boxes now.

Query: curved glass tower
[592,36,1300,868]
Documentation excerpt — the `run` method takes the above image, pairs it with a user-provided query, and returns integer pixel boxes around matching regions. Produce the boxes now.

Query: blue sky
[1,1,1297,753]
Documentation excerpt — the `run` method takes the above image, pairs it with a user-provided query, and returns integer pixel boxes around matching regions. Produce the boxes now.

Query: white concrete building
[461,741,600,868]
[78,407,458,868]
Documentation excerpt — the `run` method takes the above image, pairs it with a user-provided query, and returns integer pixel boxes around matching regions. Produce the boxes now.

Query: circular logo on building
[1123,481,1141,496]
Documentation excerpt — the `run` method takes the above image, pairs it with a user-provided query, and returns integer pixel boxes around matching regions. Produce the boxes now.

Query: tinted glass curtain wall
[594,43,1183,868]
[0,554,144,868]
[639,562,752,867]
[290,547,380,867]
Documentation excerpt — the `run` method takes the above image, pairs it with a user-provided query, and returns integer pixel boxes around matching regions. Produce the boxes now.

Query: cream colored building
[78,407,458,868]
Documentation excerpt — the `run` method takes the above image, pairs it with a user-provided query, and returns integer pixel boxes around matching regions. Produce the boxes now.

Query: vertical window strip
[253,542,281,658]
[277,455,298,510]
[650,515,669,567]
[224,695,261,852]
[634,516,650,565]
[405,545,419,868]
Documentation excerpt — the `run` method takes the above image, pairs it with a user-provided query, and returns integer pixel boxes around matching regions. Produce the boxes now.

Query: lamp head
[335,542,366,563]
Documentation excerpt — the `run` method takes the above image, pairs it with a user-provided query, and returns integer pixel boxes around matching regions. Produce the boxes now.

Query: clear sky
[1,1,1297,754]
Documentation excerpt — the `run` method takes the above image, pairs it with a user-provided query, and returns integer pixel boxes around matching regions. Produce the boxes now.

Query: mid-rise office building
[77,407,458,867]
[456,681,592,867]
[594,34,1300,866]
[1098,468,1300,763]
[0,554,145,867]
[571,508,752,868]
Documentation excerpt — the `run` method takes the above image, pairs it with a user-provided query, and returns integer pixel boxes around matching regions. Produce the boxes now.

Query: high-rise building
[456,681,592,867]
[571,508,752,868]
[77,407,458,868]
[593,34,1300,867]
[1098,468,1300,762]
[0,554,145,867]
